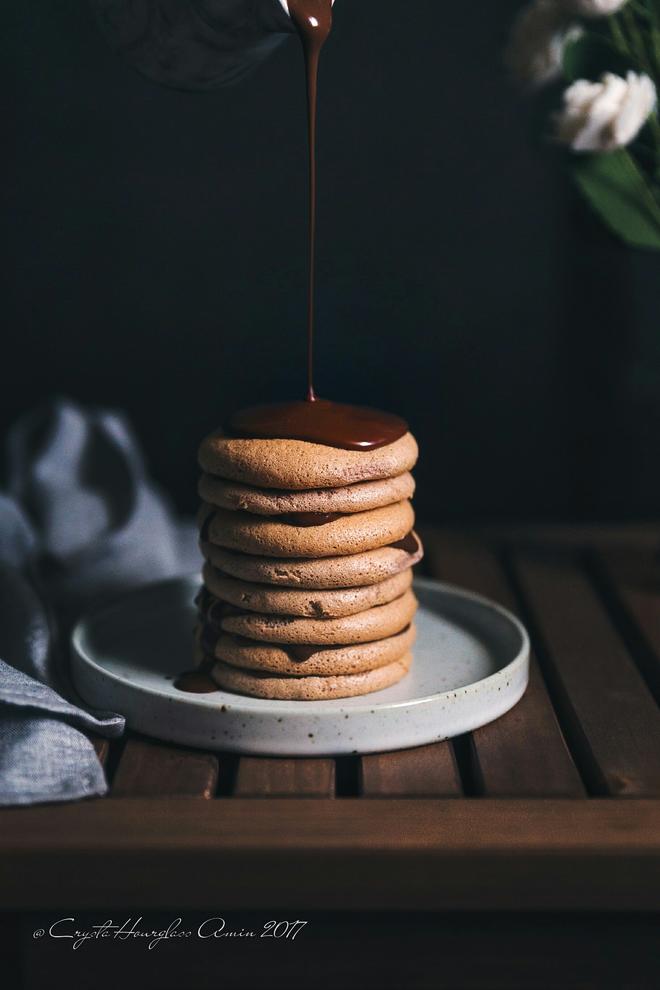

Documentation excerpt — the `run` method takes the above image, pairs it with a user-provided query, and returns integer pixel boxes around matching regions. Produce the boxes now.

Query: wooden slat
[596,546,660,702]
[4,798,660,911]
[360,744,462,796]
[111,736,219,798]
[432,522,660,549]
[422,533,584,797]
[234,757,335,797]
[513,550,660,797]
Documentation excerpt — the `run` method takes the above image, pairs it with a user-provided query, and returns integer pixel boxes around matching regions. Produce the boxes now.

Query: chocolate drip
[287,0,333,401]
[287,643,327,661]
[194,587,210,610]
[200,622,220,656]
[206,599,245,625]
[197,587,247,627]
[277,623,412,664]
[228,398,408,451]
[278,510,344,526]
[390,532,419,554]
[199,512,212,543]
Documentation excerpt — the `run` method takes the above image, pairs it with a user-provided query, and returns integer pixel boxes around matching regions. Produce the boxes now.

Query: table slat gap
[215,753,240,797]
[452,734,482,796]
[510,549,660,798]
[334,756,361,797]
[111,735,219,798]
[420,531,585,798]
[99,735,127,788]
[591,546,660,707]
[234,758,335,797]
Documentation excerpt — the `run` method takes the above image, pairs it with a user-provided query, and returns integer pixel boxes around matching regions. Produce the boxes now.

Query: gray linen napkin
[0,399,200,805]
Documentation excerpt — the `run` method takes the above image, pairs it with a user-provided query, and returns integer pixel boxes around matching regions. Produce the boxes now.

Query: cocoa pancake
[204,500,414,558]
[202,562,413,618]
[197,471,415,515]
[211,650,413,700]
[211,623,416,676]
[197,431,418,490]
[215,588,417,645]
[200,531,424,588]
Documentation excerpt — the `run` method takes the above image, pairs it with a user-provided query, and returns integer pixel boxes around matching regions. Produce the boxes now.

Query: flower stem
[622,5,655,74]
[608,14,630,56]
[647,110,660,150]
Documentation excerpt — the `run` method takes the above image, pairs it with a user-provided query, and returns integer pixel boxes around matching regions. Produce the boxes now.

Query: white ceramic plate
[71,576,529,756]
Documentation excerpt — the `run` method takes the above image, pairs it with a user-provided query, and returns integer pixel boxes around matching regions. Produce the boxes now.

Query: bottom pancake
[211,650,413,700]
[212,623,416,676]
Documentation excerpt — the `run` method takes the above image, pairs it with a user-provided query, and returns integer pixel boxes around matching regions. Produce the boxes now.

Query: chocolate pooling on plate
[174,656,217,694]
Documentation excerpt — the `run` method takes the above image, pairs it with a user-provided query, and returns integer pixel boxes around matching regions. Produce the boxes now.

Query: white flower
[555,71,657,151]
[506,0,582,86]
[566,0,630,17]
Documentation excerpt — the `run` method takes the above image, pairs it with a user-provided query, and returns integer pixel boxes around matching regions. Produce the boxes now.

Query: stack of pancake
[196,426,423,700]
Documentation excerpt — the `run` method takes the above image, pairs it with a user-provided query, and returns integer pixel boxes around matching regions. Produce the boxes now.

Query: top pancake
[198,431,418,490]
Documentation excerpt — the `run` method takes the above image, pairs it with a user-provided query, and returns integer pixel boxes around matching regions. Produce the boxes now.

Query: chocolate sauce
[220,4,410,453]
[278,510,344,526]
[287,0,333,401]
[174,657,217,694]
[228,398,408,450]
[390,532,419,554]
[200,622,220,655]
[282,623,412,663]
[287,644,322,661]
[174,670,217,693]
[199,513,212,543]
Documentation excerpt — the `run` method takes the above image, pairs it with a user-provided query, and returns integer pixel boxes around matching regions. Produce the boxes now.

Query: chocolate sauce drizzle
[287,0,333,402]
[224,2,408,453]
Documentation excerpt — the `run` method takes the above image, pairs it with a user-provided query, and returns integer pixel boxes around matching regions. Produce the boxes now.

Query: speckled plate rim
[70,575,530,754]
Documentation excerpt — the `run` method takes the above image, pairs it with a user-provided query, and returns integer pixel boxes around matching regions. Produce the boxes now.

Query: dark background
[2,0,659,523]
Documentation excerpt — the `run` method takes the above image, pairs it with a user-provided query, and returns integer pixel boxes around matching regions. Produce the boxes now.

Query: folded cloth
[0,399,200,805]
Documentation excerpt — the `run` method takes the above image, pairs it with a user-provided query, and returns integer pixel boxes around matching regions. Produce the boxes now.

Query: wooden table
[3,524,660,989]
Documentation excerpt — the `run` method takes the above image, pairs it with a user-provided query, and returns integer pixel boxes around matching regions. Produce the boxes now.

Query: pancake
[202,562,413,618]
[198,431,418,490]
[214,588,417,645]
[204,500,414,558]
[211,650,413,700]
[200,532,424,588]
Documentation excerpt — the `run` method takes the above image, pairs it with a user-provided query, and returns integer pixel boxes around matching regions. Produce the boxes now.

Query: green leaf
[562,32,637,82]
[570,148,660,250]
